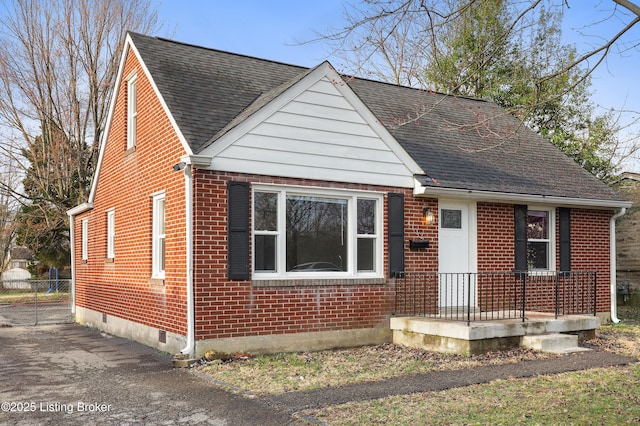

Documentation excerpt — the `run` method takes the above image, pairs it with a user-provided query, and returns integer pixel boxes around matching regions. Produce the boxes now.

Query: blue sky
[156,0,640,165]
[157,0,342,67]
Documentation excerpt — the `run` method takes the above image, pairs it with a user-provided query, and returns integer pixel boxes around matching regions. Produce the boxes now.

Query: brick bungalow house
[67,32,631,358]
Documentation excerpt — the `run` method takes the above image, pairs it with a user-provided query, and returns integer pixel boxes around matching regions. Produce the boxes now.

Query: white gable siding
[209,76,418,187]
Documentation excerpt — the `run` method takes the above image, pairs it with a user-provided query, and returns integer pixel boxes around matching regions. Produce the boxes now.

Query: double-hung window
[81,218,88,261]
[253,186,382,278]
[126,71,137,150]
[106,210,115,259]
[527,209,554,270]
[152,193,166,279]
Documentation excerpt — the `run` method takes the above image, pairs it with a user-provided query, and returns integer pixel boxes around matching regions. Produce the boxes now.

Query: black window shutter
[514,204,527,272]
[559,207,571,272]
[228,181,250,280]
[388,193,405,277]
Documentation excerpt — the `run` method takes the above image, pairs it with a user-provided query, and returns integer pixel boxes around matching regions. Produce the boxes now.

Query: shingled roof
[129,32,626,204]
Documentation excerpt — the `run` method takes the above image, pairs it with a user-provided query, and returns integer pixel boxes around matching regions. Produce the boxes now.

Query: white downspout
[68,215,76,315]
[180,164,195,356]
[610,207,626,324]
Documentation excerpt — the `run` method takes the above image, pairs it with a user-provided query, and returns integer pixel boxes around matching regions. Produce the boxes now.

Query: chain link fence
[0,279,72,326]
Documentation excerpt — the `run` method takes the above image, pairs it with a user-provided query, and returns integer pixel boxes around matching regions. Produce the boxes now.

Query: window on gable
[527,209,554,270]
[253,186,382,278]
[127,71,137,150]
[152,193,166,279]
[107,210,115,259]
[81,218,88,261]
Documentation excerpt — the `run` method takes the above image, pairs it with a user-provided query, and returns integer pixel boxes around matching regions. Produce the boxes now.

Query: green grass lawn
[307,364,640,425]
[198,308,640,425]
[306,320,640,425]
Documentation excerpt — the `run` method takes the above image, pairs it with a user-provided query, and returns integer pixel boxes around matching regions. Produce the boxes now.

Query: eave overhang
[413,177,632,210]
[180,154,212,168]
[67,202,94,217]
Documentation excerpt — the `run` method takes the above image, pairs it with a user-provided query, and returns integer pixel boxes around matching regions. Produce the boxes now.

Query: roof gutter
[414,179,632,209]
[610,207,627,324]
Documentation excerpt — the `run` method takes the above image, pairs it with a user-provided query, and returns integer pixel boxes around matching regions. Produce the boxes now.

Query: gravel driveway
[0,324,299,425]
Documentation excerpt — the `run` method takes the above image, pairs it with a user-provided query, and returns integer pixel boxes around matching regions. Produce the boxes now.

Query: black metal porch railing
[394,271,597,325]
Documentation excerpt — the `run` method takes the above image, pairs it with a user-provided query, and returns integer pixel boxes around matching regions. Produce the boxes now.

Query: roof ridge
[342,72,493,105]
[130,31,309,71]
[130,32,491,106]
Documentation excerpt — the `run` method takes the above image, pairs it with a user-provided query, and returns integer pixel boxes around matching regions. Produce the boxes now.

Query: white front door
[438,201,476,307]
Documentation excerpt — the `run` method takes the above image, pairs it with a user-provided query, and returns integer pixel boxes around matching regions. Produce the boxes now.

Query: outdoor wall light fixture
[423,207,435,225]
[410,207,433,250]
[173,162,186,171]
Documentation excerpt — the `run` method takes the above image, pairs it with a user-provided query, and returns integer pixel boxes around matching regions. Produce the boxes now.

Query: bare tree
[323,1,640,90]
[0,0,161,267]
[0,156,20,273]
[328,1,430,87]
[317,0,640,178]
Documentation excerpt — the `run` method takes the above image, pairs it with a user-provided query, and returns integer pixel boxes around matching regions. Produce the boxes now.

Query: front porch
[392,271,601,355]
[391,312,599,355]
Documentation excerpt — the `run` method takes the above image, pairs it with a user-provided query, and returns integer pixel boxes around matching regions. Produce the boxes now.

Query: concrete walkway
[263,350,635,413]
[0,323,635,425]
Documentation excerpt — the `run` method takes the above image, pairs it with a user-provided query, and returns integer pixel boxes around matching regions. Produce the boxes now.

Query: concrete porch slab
[390,312,600,355]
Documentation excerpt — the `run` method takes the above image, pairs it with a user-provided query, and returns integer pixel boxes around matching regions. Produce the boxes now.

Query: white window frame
[252,185,383,280]
[527,206,555,272]
[126,71,138,150]
[81,218,88,261]
[152,193,166,279]
[106,209,115,259]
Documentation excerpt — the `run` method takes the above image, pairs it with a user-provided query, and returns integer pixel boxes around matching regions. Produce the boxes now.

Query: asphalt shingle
[129,32,625,203]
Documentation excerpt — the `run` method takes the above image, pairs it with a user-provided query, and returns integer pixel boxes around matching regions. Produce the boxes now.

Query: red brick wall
[404,198,438,272]
[477,203,514,272]
[73,47,189,335]
[475,204,611,314]
[190,175,613,343]
[191,171,441,341]
[570,208,612,313]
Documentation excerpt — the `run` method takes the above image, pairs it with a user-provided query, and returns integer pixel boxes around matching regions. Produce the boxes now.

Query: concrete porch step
[521,333,591,354]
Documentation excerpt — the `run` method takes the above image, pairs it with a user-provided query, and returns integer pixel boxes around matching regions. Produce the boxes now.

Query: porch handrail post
[593,271,597,317]
[521,272,526,322]
[394,275,398,314]
[555,271,559,319]
[467,273,472,326]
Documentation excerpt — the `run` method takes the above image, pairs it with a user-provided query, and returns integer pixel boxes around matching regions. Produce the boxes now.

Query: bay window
[253,186,382,278]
